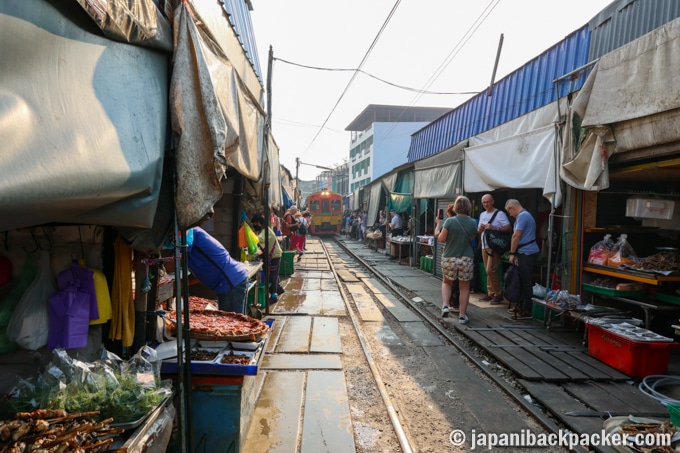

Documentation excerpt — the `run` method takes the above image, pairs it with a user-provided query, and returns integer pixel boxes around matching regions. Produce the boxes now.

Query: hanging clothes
[109,236,135,347]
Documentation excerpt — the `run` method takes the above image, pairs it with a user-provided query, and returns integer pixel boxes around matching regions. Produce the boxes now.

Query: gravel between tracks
[334,251,568,453]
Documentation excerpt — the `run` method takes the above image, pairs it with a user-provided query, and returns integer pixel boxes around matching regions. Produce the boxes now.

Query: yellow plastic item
[77,259,112,325]
[90,268,113,324]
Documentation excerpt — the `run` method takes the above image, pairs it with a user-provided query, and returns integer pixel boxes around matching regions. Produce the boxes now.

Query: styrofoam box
[626,198,675,220]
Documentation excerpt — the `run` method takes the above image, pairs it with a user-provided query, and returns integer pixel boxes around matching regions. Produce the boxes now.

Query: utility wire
[273,57,479,96]
[301,0,403,159]
[377,0,503,151]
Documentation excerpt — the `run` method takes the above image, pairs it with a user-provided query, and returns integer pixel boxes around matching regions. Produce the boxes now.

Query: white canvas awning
[465,125,562,206]
[561,16,680,192]
[413,141,465,199]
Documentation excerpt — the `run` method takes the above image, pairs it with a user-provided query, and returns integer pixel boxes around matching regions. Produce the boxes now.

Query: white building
[345,105,451,192]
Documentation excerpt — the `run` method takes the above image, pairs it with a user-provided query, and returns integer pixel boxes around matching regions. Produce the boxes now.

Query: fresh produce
[2,347,169,425]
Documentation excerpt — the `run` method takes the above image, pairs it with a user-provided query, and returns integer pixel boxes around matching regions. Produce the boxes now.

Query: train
[306,190,343,235]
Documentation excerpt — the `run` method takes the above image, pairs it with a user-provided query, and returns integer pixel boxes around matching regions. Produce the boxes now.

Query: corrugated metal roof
[220,0,263,85]
[407,26,591,162]
[588,0,680,60]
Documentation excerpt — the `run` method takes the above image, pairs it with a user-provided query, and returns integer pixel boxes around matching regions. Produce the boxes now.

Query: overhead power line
[300,0,403,159]
[273,57,479,96]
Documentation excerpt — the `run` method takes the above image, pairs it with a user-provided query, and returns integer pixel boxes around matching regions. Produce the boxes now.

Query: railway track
[322,236,566,452]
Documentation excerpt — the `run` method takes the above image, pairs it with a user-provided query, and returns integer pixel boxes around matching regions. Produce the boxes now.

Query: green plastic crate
[532,302,561,322]
[247,284,267,309]
[279,250,295,275]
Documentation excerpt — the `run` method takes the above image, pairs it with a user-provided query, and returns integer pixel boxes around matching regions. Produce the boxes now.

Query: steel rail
[320,240,416,453]
[331,237,562,436]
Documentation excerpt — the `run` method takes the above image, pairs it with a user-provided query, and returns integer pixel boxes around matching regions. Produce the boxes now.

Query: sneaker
[490,296,504,305]
[478,295,493,302]
[507,306,518,314]
[442,306,450,318]
[459,314,469,324]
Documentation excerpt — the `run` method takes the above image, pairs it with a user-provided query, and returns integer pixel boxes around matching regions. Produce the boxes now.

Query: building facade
[346,105,450,193]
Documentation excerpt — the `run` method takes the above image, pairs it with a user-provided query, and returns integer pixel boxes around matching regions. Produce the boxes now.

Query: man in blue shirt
[388,209,404,237]
[505,199,540,320]
[187,227,249,314]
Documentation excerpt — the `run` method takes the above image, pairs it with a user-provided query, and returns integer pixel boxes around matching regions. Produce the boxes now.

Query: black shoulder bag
[483,210,511,255]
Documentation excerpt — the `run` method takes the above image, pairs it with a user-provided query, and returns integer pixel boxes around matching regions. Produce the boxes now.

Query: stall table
[387,238,412,264]
[162,318,273,453]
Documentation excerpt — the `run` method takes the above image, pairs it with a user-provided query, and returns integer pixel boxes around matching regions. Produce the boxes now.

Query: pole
[263,45,273,314]
[295,157,300,206]
[487,33,504,97]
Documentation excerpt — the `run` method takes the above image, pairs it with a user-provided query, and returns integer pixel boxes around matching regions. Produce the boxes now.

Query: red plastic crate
[587,323,678,378]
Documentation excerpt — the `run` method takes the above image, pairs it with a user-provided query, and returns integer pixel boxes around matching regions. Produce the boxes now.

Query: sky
[250,0,613,181]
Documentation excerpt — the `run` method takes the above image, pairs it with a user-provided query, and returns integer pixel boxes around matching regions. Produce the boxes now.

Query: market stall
[159,304,273,452]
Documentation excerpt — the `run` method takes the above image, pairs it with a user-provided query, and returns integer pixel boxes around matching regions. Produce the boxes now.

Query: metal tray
[160,318,274,376]
[110,395,171,430]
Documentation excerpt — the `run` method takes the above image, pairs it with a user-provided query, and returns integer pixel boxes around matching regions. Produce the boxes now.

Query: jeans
[517,252,539,314]
[217,277,249,314]
[267,257,281,297]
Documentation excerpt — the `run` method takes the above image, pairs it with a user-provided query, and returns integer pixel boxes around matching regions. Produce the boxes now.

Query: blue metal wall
[407,0,680,163]
[407,26,591,162]
[220,0,263,85]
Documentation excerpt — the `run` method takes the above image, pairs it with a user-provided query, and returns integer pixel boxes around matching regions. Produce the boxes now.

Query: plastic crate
[419,256,433,273]
[279,250,295,275]
[582,282,646,298]
[587,323,679,377]
[247,284,266,309]
[668,404,680,426]
[532,301,561,322]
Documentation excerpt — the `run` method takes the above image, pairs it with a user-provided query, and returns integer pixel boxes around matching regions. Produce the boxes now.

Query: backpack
[503,264,521,306]
[298,221,307,235]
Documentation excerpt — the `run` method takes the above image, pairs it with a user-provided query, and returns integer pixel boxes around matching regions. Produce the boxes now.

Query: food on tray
[190,348,219,362]
[165,310,269,341]
[187,296,219,311]
[219,352,253,365]
[634,251,680,272]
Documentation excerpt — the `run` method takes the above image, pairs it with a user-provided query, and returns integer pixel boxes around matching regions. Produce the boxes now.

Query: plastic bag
[7,251,55,350]
[532,283,548,299]
[243,222,259,255]
[48,281,91,350]
[0,253,37,354]
[238,224,248,249]
[587,234,616,265]
[607,234,638,268]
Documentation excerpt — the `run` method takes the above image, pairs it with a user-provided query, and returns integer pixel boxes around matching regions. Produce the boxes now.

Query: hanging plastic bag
[48,281,91,350]
[238,224,248,249]
[57,260,99,321]
[607,234,638,268]
[243,222,259,255]
[0,253,38,354]
[587,234,616,265]
[7,251,55,350]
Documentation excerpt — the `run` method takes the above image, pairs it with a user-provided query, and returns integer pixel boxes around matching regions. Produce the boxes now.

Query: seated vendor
[186,227,249,314]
